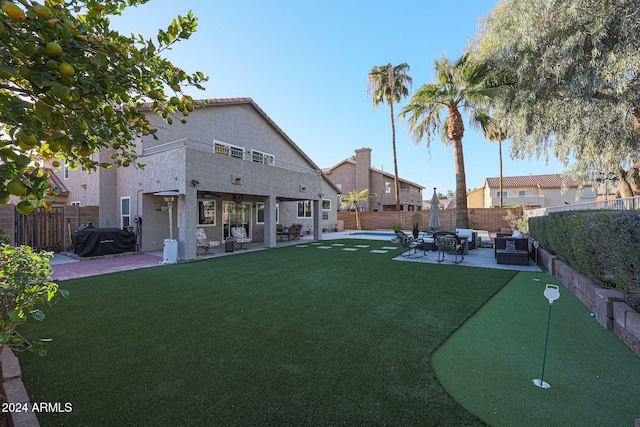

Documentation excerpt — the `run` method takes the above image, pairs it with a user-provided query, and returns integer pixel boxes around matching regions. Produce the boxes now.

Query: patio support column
[181,189,198,261]
[313,198,322,241]
[264,196,277,248]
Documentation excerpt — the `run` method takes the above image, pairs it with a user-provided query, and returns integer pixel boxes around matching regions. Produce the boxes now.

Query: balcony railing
[528,196,640,217]
[142,138,321,176]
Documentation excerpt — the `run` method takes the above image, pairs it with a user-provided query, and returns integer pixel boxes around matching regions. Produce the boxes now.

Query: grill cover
[72,228,136,257]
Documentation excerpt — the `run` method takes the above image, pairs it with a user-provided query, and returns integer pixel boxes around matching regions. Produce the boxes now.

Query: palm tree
[367,62,412,211]
[400,53,497,228]
[341,189,377,230]
[484,122,508,208]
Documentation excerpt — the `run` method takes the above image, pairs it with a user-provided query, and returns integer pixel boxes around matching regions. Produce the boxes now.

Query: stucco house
[323,147,424,211]
[50,98,340,260]
[467,173,595,208]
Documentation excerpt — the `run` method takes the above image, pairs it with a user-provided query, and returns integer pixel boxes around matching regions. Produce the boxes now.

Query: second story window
[385,181,392,194]
[251,150,275,166]
[214,141,245,159]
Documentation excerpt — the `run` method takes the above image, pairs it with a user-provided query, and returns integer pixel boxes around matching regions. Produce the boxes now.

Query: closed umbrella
[429,188,441,230]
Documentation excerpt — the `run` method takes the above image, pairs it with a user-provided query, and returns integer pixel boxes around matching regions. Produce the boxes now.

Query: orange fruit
[7,179,28,196]
[59,62,74,76]
[16,200,35,215]
[1,2,25,20]
[46,42,63,56]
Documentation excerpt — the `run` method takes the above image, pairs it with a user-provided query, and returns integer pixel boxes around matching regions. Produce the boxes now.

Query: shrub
[0,229,10,245]
[0,245,68,355]
[529,210,640,310]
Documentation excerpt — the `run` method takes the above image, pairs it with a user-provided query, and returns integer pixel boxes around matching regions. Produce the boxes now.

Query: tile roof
[324,158,425,189]
[45,168,69,195]
[485,173,587,189]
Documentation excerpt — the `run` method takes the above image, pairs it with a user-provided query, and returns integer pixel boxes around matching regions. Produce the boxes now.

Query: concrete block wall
[539,247,640,358]
[337,207,521,232]
[0,345,40,426]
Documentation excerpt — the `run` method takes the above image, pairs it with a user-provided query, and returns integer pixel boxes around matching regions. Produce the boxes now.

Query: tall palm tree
[341,189,377,230]
[484,122,508,208]
[367,62,412,211]
[400,53,496,228]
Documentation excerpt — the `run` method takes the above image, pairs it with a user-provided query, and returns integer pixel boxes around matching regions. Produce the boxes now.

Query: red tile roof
[485,173,587,189]
[323,158,425,189]
[45,168,69,195]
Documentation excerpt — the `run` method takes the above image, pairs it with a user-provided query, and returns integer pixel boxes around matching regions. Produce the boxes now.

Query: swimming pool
[347,231,435,239]
[348,231,396,237]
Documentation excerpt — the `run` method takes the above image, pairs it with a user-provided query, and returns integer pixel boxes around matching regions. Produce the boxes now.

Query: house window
[322,199,331,210]
[581,188,596,198]
[297,200,312,218]
[518,190,532,197]
[251,150,275,166]
[198,200,216,225]
[256,203,279,224]
[214,140,244,159]
[70,201,80,207]
[495,191,507,197]
[385,181,392,194]
[64,162,69,180]
[121,197,130,228]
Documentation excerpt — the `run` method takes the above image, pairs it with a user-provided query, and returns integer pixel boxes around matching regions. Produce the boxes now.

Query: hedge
[529,210,640,311]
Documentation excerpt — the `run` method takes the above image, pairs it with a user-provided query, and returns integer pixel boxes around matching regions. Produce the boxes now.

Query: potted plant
[412,222,420,240]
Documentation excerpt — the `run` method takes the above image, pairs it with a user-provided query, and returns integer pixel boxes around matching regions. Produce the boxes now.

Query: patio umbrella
[429,188,441,230]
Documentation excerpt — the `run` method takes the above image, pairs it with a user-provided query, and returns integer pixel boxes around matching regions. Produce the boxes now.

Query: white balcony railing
[142,138,321,176]
[528,196,640,217]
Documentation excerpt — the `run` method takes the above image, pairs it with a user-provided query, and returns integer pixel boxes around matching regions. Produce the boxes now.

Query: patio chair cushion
[230,227,252,244]
[196,228,220,253]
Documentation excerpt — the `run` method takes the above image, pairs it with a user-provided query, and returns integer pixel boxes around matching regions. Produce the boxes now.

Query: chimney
[355,148,372,210]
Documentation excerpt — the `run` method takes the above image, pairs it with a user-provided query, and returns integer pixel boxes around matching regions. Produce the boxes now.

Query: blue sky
[110,0,566,196]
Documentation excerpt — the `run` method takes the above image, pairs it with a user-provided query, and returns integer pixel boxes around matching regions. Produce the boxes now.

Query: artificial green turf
[18,240,516,426]
[432,272,640,426]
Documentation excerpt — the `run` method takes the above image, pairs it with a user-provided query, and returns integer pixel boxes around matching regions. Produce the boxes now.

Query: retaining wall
[539,247,640,357]
[0,345,40,426]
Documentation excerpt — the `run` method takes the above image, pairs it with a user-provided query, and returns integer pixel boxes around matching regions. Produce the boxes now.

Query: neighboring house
[468,173,595,208]
[323,147,424,211]
[50,98,340,260]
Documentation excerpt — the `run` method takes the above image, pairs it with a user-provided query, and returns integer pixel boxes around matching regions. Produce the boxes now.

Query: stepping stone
[311,242,323,245]
[355,245,370,248]
[370,250,388,254]
[381,246,398,250]
[295,245,309,248]
[317,246,332,249]
[331,243,345,246]
[342,248,359,251]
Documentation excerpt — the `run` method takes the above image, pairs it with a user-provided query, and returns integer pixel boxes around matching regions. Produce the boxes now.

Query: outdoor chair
[196,228,220,255]
[394,229,425,257]
[285,224,300,241]
[433,231,465,264]
[230,226,252,249]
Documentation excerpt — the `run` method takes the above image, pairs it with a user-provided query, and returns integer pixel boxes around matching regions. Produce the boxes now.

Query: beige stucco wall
[55,102,338,259]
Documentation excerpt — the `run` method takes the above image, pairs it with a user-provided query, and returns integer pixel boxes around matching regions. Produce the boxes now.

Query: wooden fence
[0,204,99,252]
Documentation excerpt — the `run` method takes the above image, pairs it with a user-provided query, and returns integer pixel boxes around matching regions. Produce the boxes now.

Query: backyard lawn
[17,240,640,425]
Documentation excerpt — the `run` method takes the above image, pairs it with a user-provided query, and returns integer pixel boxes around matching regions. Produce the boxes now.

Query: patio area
[49,230,538,280]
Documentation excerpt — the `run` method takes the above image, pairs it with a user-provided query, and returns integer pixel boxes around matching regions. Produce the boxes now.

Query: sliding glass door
[222,202,251,240]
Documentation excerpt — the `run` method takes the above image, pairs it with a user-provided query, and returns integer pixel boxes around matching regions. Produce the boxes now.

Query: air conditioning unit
[232,175,242,185]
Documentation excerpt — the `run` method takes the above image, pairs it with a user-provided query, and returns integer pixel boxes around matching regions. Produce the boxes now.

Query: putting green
[432,272,640,426]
